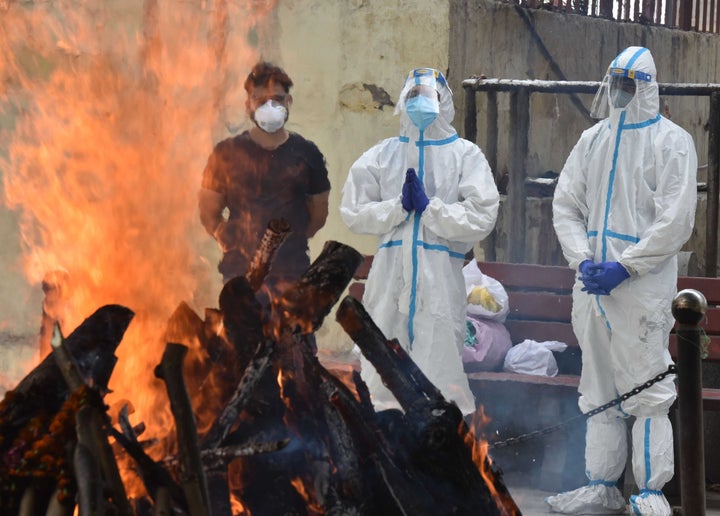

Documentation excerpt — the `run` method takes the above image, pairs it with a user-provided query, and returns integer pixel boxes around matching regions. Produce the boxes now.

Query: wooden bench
[348,256,720,410]
[470,260,720,411]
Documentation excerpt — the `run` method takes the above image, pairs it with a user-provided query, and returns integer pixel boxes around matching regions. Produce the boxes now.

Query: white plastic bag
[502,339,568,377]
[462,261,509,323]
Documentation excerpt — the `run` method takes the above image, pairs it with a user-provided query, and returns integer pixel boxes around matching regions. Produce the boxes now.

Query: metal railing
[503,0,720,33]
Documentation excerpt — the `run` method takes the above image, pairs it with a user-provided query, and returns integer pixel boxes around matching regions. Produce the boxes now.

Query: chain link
[488,364,677,450]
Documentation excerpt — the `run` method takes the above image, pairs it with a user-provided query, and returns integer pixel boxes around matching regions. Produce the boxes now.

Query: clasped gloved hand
[581,261,630,295]
[578,259,594,277]
[401,168,429,214]
[402,169,414,211]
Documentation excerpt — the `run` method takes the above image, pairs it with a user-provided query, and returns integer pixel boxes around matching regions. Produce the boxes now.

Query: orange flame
[290,477,323,515]
[0,0,276,499]
[464,406,519,516]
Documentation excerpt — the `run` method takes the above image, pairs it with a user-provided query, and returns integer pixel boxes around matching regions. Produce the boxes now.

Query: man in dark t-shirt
[199,62,331,300]
[198,62,330,516]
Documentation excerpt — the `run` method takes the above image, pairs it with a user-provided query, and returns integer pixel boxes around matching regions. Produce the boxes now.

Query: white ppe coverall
[340,68,499,416]
[549,47,697,515]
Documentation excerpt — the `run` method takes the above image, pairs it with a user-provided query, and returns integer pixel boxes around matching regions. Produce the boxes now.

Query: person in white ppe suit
[549,47,697,515]
[339,68,499,416]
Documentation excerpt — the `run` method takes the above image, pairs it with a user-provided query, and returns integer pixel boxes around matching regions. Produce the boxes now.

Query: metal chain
[488,364,677,450]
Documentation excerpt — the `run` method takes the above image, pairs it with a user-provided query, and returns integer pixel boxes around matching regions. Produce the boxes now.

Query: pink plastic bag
[463,315,513,371]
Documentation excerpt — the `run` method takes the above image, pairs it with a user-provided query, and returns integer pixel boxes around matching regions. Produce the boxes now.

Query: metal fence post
[672,288,707,516]
[706,91,720,277]
[508,87,530,263]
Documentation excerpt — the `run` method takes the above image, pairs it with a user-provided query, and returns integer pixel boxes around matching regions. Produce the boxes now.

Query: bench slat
[353,255,374,280]
[678,276,720,305]
[669,334,720,361]
[506,292,573,322]
[348,282,365,301]
[478,261,575,292]
[700,307,720,333]
[467,372,720,411]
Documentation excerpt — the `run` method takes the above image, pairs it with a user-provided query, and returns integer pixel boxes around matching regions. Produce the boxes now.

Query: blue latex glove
[580,265,605,295]
[578,259,594,276]
[582,261,630,295]
[402,168,415,211]
[578,259,605,294]
[406,168,429,214]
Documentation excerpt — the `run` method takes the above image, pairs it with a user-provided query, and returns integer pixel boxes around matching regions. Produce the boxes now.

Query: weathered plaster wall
[449,0,720,269]
[272,0,451,260]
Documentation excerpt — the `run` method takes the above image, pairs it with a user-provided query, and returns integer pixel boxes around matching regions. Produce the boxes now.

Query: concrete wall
[274,0,451,260]
[449,0,720,269]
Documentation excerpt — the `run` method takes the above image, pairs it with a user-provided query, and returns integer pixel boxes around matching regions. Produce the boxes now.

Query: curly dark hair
[244,61,293,93]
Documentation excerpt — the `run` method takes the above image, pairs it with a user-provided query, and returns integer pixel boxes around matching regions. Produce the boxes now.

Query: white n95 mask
[253,101,288,133]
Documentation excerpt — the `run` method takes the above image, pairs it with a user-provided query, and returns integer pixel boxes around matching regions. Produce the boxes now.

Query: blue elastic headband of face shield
[608,67,652,82]
[408,68,448,88]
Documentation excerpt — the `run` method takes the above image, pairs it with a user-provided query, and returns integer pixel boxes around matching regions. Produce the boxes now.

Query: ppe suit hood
[395,68,456,139]
[605,47,659,124]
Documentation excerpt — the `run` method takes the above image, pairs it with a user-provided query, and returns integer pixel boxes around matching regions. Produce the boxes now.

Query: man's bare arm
[306,190,330,238]
[198,188,226,237]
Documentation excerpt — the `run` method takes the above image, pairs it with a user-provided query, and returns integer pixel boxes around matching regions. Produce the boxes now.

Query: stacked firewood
[0,219,521,515]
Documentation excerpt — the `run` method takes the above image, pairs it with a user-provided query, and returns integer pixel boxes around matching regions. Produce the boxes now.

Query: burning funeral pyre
[0,221,521,515]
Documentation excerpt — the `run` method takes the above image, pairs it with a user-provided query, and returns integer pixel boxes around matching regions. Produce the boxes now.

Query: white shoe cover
[628,491,671,516]
[545,484,626,514]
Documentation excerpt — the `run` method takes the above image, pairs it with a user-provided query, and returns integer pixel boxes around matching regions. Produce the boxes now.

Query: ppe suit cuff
[619,261,637,276]
[423,196,441,214]
[568,258,586,271]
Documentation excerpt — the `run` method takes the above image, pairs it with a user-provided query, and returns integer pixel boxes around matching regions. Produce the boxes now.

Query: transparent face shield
[589,74,611,120]
[590,67,647,119]
[394,68,447,115]
[609,75,637,109]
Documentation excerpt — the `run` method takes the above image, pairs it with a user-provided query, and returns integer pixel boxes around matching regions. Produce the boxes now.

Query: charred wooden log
[17,480,54,516]
[316,356,437,516]
[0,305,133,514]
[154,343,211,516]
[51,320,133,516]
[336,295,521,515]
[201,340,275,450]
[273,240,364,336]
[0,304,133,443]
[74,406,105,516]
[109,407,187,511]
[245,218,291,292]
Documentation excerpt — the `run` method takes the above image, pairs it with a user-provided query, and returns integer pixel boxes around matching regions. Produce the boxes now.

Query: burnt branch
[335,296,428,411]
[202,339,275,449]
[154,343,210,516]
[74,406,105,515]
[0,305,133,444]
[336,295,520,515]
[108,425,187,510]
[274,240,364,335]
[245,218,291,292]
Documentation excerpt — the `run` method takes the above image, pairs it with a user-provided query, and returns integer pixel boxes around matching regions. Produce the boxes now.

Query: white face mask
[253,100,288,133]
